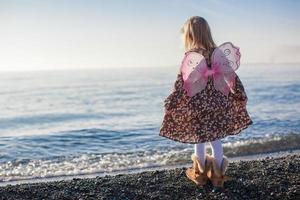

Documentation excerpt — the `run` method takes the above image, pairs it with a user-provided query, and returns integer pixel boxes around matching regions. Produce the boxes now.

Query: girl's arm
[232,76,248,102]
[164,73,186,111]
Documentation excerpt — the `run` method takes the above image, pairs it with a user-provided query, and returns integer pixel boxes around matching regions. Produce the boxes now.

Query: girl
[159,16,252,191]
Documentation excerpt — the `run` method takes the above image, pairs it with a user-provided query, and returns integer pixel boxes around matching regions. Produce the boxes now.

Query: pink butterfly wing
[181,52,208,97]
[211,42,241,96]
[213,71,236,96]
[212,42,241,72]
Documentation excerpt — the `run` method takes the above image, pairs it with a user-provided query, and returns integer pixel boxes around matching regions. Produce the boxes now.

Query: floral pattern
[159,49,253,144]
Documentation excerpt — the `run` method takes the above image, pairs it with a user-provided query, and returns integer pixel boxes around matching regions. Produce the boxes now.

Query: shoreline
[1,133,299,184]
[0,149,299,187]
[0,152,299,200]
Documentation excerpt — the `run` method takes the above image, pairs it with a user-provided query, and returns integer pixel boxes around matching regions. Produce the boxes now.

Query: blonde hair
[181,16,216,52]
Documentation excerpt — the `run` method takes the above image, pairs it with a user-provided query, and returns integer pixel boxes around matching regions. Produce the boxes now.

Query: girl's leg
[194,142,206,164]
[210,139,224,168]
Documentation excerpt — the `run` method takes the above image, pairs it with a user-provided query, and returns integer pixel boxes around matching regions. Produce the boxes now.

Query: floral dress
[159,48,253,144]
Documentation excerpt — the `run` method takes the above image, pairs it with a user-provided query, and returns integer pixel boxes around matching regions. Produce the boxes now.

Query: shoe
[207,155,232,189]
[185,154,211,186]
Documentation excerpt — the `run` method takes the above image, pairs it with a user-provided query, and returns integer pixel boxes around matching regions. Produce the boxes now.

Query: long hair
[181,16,216,52]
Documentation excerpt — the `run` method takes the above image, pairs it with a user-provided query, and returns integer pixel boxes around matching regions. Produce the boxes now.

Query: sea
[0,64,299,183]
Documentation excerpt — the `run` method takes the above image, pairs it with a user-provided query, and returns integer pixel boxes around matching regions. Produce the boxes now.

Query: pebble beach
[0,153,299,200]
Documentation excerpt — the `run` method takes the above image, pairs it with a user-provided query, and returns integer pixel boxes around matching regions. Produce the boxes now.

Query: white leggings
[194,139,223,168]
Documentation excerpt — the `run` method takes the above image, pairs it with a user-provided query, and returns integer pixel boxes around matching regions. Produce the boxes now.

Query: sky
[0,0,299,71]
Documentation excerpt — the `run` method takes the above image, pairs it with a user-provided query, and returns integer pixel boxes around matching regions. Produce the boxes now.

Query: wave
[1,133,299,182]
[222,133,300,157]
[0,112,129,130]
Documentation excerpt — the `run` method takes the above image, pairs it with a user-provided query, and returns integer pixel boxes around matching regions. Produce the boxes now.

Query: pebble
[0,154,298,200]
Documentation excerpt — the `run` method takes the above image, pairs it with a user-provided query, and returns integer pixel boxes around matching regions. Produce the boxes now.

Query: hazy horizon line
[0,62,299,73]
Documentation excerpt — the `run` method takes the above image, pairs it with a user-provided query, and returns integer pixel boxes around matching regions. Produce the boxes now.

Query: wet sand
[0,153,299,200]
